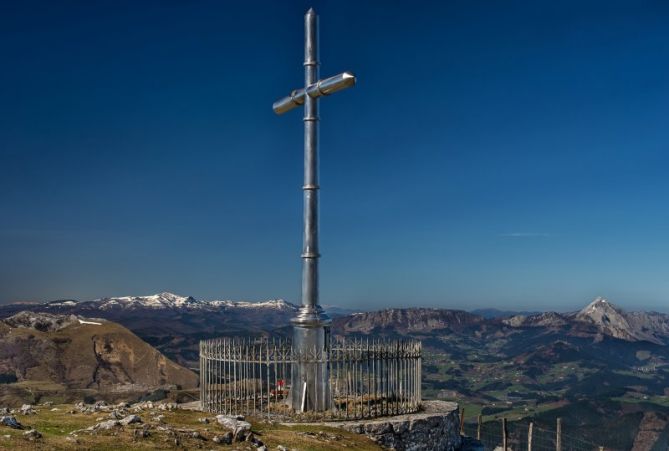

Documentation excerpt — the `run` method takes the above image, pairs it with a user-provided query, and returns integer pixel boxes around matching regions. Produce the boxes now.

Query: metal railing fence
[200,336,422,421]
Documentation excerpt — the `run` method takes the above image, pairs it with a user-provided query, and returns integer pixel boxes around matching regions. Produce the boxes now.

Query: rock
[3,311,79,331]
[50,408,60,412]
[109,410,123,420]
[215,431,233,444]
[19,404,35,415]
[258,446,267,451]
[152,414,165,423]
[234,429,248,442]
[246,433,264,447]
[191,431,205,440]
[158,402,178,411]
[23,429,42,440]
[0,408,10,415]
[216,415,251,437]
[277,446,288,451]
[119,414,142,426]
[87,420,120,431]
[134,425,151,438]
[198,417,209,424]
[0,416,22,429]
[41,401,53,407]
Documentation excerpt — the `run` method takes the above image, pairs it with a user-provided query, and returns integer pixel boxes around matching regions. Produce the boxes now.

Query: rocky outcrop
[323,400,461,451]
[3,312,80,332]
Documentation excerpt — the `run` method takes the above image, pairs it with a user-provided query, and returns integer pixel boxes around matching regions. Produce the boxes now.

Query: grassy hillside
[0,402,380,450]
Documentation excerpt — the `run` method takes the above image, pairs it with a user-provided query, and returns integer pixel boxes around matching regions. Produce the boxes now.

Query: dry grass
[0,404,381,450]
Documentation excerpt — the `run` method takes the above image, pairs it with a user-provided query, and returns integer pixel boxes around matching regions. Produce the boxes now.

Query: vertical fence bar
[502,417,508,451]
[556,417,562,451]
[477,414,482,441]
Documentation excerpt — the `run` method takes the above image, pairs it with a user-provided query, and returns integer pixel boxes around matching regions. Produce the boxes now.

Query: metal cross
[273,8,356,412]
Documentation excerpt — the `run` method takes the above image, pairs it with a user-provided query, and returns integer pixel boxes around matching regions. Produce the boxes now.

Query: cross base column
[291,310,331,412]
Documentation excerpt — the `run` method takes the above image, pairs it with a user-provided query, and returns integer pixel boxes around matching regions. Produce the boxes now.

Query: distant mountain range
[2,293,669,365]
[1,293,669,448]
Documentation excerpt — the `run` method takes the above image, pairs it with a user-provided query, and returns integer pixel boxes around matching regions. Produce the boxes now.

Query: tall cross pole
[273,8,355,412]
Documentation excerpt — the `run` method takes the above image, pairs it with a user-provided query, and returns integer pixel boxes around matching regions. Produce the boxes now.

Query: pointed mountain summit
[574,297,666,344]
[576,297,628,327]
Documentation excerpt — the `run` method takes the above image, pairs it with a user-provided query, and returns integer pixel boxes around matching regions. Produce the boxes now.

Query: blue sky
[2,1,669,311]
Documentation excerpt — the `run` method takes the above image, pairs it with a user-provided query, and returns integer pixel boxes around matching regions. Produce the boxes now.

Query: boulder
[191,431,205,440]
[23,429,42,440]
[119,415,142,426]
[158,402,177,411]
[215,415,251,436]
[213,431,233,444]
[87,420,120,431]
[19,404,35,415]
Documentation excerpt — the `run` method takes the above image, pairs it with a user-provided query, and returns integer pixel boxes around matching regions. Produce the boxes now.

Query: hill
[0,311,197,399]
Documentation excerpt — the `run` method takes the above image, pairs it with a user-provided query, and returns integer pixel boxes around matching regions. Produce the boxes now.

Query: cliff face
[334,308,484,335]
[0,312,197,391]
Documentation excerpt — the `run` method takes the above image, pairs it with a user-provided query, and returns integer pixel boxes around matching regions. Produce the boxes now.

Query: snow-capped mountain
[46,292,297,312]
[91,292,199,310]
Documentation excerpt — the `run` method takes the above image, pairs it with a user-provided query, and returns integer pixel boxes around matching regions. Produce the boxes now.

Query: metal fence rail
[200,336,422,421]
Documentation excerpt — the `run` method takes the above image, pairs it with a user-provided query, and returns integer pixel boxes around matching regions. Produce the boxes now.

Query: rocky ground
[0,400,381,450]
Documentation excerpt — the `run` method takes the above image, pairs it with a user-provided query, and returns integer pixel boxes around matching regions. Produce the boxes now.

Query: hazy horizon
[3,290,668,315]
[3,1,669,310]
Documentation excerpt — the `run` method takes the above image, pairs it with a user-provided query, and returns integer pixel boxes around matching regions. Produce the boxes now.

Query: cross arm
[273,71,356,115]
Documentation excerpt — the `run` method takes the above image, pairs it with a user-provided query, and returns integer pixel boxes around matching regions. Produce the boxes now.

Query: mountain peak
[578,297,623,319]
[575,296,641,341]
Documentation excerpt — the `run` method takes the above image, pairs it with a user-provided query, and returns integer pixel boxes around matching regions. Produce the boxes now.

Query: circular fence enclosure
[200,336,422,421]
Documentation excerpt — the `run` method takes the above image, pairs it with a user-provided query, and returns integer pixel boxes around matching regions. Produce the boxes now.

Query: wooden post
[460,407,465,435]
[477,414,482,441]
[502,418,508,451]
[528,422,533,451]
[556,417,562,451]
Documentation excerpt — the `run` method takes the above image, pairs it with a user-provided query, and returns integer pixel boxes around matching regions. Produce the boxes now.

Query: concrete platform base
[305,400,462,451]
